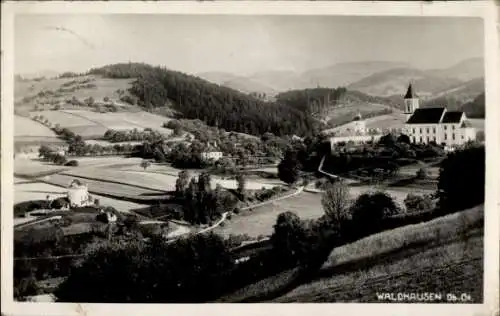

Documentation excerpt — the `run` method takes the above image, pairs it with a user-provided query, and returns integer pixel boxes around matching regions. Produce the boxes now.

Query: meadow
[274,206,483,302]
[15,115,60,138]
[15,75,134,105]
[14,179,148,215]
[217,184,432,238]
[219,205,483,303]
[29,109,173,139]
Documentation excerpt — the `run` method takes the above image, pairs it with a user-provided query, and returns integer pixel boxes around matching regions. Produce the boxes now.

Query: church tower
[404,83,419,122]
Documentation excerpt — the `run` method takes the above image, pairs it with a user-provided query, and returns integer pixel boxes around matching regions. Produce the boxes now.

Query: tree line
[88,63,321,137]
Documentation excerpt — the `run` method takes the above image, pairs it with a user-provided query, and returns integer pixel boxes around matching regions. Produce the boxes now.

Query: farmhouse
[201,142,223,162]
[67,179,91,208]
[403,83,476,146]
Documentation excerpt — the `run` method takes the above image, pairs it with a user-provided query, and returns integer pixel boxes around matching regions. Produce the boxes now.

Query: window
[420,128,422,133]
[433,127,436,134]
[444,134,447,140]
[420,136,423,143]
[412,128,415,134]
[452,125,455,130]
[426,127,429,134]
[426,136,430,143]
[444,125,447,130]
[462,135,464,139]
[452,133,455,140]
[433,136,436,142]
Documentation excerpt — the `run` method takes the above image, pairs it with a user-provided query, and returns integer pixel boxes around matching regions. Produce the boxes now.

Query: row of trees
[175,172,238,224]
[103,128,166,143]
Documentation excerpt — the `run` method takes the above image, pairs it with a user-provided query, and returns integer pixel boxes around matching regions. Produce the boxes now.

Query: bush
[64,160,79,167]
[404,194,434,212]
[416,167,429,179]
[349,191,399,237]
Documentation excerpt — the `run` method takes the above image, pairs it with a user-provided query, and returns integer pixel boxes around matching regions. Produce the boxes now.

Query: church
[403,83,476,147]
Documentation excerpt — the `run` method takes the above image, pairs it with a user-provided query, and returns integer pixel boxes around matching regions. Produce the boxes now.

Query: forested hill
[88,63,321,137]
[275,88,404,114]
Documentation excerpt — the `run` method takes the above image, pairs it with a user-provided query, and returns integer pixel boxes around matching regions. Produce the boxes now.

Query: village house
[200,141,223,162]
[403,83,476,147]
[67,179,91,208]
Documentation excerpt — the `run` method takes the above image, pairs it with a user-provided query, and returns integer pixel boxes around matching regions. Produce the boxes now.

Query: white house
[67,179,91,208]
[200,142,223,162]
[403,83,476,146]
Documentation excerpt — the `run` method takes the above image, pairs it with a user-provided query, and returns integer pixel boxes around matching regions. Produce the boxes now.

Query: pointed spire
[404,82,417,99]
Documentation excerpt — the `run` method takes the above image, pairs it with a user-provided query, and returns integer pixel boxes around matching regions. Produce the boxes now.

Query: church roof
[406,107,446,124]
[441,111,464,123]
[404,83,417,99]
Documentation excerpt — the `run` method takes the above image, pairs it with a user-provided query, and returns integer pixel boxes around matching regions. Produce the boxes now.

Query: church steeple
[404,82,419,122]
[404,83,417,99]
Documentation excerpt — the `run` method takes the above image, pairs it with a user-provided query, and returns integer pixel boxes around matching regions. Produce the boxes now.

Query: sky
[14,14,484,76]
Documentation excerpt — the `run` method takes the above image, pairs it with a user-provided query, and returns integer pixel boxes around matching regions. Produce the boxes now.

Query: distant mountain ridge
[197,58,484,100]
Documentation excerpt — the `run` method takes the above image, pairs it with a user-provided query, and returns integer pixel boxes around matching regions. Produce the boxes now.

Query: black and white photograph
[1,2,499,314]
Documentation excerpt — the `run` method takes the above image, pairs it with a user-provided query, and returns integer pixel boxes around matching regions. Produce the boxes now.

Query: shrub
[349,191,399,236]
[416,167,429,179]
[64,160,79,167]
[404,194,434,212]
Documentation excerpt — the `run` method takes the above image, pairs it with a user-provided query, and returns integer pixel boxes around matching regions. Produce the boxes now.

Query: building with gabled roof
[403,83,476,147]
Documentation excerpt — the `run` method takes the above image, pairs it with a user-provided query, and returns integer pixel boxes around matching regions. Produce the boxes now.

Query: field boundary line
[59,110,108,128]
[58,172,167,193]
[240,186,304,211]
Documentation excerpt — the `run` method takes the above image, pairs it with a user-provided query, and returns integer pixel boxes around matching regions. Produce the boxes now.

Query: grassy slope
[15,75,134,106]
[218,205,483,303]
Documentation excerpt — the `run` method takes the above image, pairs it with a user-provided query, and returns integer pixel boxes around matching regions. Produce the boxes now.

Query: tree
[38,145,53,160]
[278,150,301,185]
[54,233,234,303]
[350,191,398,236]
[416,167,429,179]
[321,181,351,227]
[270,211,308,266]
[438,145,485,211]
[236,173,246,197]
[175,170,190,196]
[378,133,397,147]
[397,134,411,144]
[140,160,151,170]
[404,194,433,212]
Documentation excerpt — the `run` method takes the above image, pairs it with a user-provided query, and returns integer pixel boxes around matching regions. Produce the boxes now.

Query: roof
[404,83,418,99]
[406,107,446,124]
[460,120,472,128]
[441,111,464,123]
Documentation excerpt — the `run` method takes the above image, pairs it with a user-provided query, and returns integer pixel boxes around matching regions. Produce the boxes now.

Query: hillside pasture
[28,109,172,138]
[42,173,163,198]
[322,103,399,127]
[62,110,173,135]
[14,158,69,178]
[15,75,134,105]
[273,205,483,302]
[468,118,485,131]
[15,115,59,138]
[14,180,148,214]
[61,169,175,192]
[363,112,407,130]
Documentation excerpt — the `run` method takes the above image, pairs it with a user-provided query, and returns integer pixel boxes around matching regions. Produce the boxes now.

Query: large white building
[403,84,476,146]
